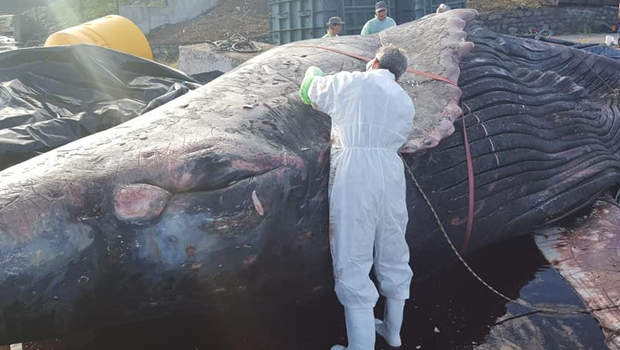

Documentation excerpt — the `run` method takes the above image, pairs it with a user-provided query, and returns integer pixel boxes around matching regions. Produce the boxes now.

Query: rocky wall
[476,6,618,35]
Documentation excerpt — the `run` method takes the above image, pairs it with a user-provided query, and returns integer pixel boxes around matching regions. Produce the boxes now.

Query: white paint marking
[481,123,489,137]
[252,190,265,216]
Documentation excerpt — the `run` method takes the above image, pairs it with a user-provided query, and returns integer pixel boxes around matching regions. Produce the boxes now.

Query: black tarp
[0,44,201,171]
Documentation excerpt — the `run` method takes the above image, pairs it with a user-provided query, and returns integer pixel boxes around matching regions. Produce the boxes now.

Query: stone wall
[477,6,619,35]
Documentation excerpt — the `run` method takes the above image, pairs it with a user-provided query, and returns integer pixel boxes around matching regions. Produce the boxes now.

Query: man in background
[323,17,345,38]
[436,3,451,13]
[361,1,396,35]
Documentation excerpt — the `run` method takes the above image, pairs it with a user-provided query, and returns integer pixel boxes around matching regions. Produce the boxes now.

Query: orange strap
[295,45,458,86]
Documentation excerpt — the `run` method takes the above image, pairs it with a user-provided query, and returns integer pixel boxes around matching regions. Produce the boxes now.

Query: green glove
[300,66,325,105]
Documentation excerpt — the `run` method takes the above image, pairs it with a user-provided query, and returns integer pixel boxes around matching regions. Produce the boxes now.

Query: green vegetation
[467,0,545,13]
[49,0,166,28]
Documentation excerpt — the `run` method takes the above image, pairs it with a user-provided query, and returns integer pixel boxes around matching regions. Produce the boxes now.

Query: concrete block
[178,42,275,76]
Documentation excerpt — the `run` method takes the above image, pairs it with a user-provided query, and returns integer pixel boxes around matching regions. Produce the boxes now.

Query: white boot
[375,299,405,347]
[331,307,375,350]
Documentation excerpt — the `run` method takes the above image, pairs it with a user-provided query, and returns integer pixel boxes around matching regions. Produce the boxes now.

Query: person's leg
[373,178,412,348]
[374,299,406,348]
[329,168,379,350]
[331,308,376,350]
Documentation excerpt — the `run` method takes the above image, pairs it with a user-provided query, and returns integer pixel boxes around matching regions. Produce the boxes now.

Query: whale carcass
[1,9,620,343]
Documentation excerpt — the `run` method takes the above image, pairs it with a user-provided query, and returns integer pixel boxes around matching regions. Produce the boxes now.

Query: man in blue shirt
[361,1,397,35]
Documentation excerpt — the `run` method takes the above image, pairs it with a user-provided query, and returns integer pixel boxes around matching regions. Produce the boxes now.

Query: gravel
[147,0,270,45]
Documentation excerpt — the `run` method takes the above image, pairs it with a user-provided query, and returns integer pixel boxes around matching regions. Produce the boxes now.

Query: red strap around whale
[297,44,475,254]
[295,45,459,86]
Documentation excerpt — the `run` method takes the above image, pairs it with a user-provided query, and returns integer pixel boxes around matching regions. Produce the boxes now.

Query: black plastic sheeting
[0,44,202,171]
[191,70,225,84]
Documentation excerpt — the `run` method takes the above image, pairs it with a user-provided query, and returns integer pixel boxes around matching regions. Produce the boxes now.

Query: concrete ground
[554,33,618,44]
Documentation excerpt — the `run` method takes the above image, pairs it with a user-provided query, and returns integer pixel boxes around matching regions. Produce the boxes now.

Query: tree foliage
[467,0,546,13]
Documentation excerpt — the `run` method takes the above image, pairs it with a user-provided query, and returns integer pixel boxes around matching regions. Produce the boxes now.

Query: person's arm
[398,94,416,154]
[300,66,325,108]
[307,74,338,114]
[361,21,372,35]
[300,66,337,114]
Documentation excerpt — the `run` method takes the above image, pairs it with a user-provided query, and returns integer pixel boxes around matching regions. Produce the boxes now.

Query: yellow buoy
[45,15,153,60]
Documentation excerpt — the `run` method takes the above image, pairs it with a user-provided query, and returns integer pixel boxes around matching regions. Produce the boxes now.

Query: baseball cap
[328,16,345,26]
[375,1,388,11]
